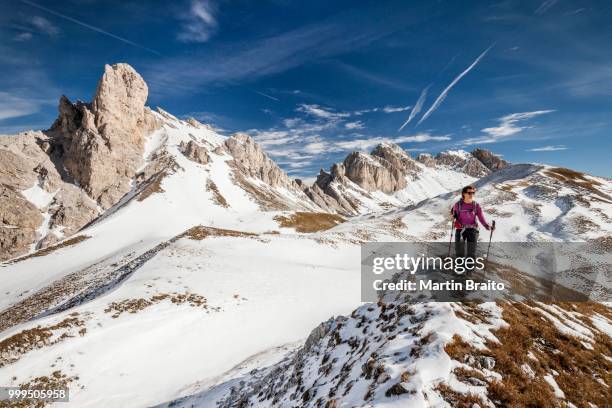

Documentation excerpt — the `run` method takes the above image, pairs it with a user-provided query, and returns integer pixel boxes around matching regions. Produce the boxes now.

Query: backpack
[452,200,479,229]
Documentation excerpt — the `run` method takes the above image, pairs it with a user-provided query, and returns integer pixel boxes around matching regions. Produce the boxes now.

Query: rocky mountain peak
[471,148,508,171]
[91,63,150,146]
[342,150,407,193]
[415,150,491,178]
[48,63,159,208]
[371,142,420,174]
[223,133,292,188]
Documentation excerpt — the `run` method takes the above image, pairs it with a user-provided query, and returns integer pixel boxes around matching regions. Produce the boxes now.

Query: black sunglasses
[465,191,476,195]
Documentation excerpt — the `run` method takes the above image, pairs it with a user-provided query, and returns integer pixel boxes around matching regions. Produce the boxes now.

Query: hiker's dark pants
[455,228,479,267]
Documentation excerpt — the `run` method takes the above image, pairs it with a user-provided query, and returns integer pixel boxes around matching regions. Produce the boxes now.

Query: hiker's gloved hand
[486,224,495,231]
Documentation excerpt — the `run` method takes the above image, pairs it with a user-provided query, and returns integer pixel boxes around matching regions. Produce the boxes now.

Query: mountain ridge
[1,63,507,261]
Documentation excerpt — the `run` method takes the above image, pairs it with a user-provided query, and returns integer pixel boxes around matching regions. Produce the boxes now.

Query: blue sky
[1,0,611,178]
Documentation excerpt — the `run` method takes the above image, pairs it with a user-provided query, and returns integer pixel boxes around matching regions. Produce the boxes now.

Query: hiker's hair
[461,185,476,198]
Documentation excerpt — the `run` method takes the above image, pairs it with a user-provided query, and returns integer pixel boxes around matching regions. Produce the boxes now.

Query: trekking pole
[447,219,454,257]
[484,220,496,270]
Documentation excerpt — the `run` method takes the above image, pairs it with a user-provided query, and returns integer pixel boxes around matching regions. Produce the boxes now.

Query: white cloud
[345,121,364,130]
[31,16,59,35]
[21,0,161,55]
[419,45,493,125]
[463,109,555,145]
[332,133,451,151]
[482,110,555,138]
[527,145,567,151]
[303,142,329,154]
[0,92,40,121]
[382,105,410,113]
[535,0,558,15]
[13,32,33,42]
[297,104,350,120]
[178,0,218,43]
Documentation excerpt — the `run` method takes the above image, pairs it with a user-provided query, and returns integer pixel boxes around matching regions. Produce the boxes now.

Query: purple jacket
[452,200,490,230]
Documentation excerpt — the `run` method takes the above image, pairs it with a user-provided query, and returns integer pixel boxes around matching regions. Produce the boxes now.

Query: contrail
[398,85,429,132]
[418,45,493,125]
[253,90,279,101]
[20,0,162,56]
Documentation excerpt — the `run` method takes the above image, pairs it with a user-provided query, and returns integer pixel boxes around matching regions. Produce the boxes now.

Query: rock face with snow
[342,152,407,193]
[224,133,296,189]
[471,148,508,171]
[415,148,507,178]
[179,140,210,165]
[0,131,99,260]
[299,143,490,215]
[223,133,317,210]
[48,63,159,208]
[429,150,490,178]
[0,64,160,260]
[0,184,43,260]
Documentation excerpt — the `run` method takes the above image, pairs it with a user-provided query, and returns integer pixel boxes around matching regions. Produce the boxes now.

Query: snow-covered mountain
[0,63,610,408]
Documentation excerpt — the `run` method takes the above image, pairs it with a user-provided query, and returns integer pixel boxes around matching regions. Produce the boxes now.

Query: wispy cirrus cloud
[146,6,428,95]
[527,145,567,151]
[246,99,451,176]
[31,15,59,35]
[0,92,39,121]
[297,104,350,120]
[482,110,555,138]
[345,121,364,130]
[535,0,559,15]
[331,133,450,151]
[418,45,493,125]
[19,0,161,55]
[382,105,410,113]
[177,0,218,43]
[463,110,555,145]
[13,32,33,41]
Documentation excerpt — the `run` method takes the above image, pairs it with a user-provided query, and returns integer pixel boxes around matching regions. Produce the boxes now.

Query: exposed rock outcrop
[0,131,100,260]
[223,133,316,211]
[179,140,210,165]
[471,148,508,171]
[0,185,43,260]
[433,151,490,178]
[224,133,296,189]
[0,64,160,260]
[299,144,510,215]
[415,153,437,168]
[48,63,159,208]
[342,152,406,193]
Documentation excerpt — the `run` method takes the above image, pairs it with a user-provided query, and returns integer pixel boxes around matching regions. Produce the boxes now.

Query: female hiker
[450,185,494,266]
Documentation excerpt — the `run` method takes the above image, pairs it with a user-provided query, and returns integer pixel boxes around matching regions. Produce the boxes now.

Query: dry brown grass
[545,167,612,202]
[104,292,209,318]
[435,383,485,407]
[0,370,77,408]
[452,366,487,383]
[226,161,291,210]
[206,179,229,208]
[8,235,90,264]
[0,316,85,368]
[274,212,345,233]
[179,225,258,240]
[445,301,611,407]
[137,170,168,201]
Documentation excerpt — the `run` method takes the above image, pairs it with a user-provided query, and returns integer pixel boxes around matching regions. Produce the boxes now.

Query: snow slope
[1,108,610,408]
